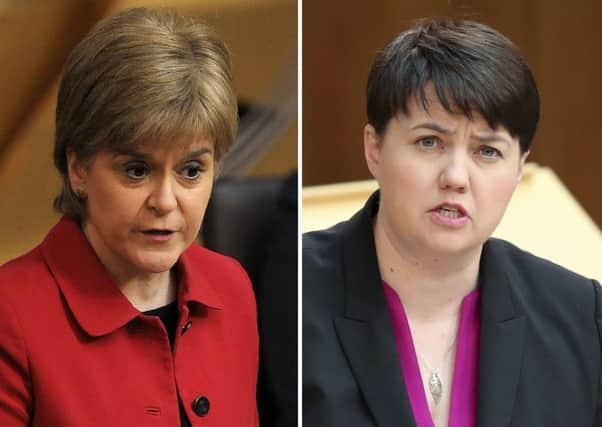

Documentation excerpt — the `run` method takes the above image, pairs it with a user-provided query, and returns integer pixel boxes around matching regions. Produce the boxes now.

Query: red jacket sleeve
[0,290,32,426]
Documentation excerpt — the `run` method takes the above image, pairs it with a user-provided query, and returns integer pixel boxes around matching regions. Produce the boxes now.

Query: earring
[74,185,86,199]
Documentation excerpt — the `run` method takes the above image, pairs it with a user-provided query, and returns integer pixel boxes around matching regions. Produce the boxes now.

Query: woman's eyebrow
[111,148,152,160]
[110,147,213,160]
[411,122,512,145]
[471,133,511,145]
[410,122,453,134]
[185,147,213,159]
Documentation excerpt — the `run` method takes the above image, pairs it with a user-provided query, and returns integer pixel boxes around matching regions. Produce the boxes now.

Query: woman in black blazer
[303,18,601,427]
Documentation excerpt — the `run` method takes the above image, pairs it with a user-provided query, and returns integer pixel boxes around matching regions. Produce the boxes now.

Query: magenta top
[382,282,480,427]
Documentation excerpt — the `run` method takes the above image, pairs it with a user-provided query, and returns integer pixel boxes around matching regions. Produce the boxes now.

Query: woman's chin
[423,234,483,257]
[131,253,180,275]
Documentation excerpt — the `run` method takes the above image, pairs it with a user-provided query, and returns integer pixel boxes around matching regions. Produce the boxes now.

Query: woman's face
[364,87,528,259]
[68,137,214,280]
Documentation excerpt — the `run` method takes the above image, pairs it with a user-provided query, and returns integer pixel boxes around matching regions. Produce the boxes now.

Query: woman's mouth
[429,204,470,227]
[141,229,175,242]
[437,206,462,219]
[144,229,173,235]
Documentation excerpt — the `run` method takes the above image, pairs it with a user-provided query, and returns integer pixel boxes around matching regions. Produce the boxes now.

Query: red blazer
[0,217,259,427]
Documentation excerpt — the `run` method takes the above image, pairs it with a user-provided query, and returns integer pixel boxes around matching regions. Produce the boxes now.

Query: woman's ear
[517,150,530,183]
[364,123,381,179]
[66,151,88,196]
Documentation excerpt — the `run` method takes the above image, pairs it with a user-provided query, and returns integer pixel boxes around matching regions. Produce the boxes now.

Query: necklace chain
[414,320,458,406]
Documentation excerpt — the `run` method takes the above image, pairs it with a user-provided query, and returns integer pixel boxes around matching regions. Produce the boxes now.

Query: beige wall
[303,0,602,226]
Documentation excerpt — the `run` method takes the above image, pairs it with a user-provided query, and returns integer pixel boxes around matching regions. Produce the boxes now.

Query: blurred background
[0,0,297,263]
[303,0,602,228]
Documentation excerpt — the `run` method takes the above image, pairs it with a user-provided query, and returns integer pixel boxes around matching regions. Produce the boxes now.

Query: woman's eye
[478,146,502,160]
[181,163,203,180]
[124,164,149,180]
[416,136,439,150]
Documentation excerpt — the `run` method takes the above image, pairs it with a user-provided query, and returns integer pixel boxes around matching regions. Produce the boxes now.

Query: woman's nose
[147,177,178,214]
[439,154,470,193]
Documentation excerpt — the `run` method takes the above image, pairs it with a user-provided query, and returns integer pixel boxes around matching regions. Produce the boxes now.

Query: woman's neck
[82,223,178,311]
[374,214,480,322]
[118,270,177,311]
[100,263,177,311]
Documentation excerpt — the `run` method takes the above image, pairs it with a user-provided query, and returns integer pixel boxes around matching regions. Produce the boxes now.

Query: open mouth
[437,206,464,219]
[143,229,174,236]
[430,203,469,221]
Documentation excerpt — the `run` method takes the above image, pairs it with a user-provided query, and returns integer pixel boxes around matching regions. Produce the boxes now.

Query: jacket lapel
[477,240,526,427]
[335,193,417,427]
[333,194,528,427]
[41,217,140,337]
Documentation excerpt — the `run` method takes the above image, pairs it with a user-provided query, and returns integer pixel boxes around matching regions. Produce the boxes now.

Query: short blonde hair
[53,7,238,220]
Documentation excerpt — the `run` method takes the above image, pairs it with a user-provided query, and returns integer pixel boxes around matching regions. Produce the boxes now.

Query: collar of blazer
[334,191,526,427]
[40,216,223,337]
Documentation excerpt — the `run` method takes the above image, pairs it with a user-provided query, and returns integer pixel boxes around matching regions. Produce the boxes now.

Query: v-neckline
[382,282,480,427]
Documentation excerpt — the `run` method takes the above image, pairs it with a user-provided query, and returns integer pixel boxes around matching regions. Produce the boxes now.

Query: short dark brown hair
[367,18,539,153]
[54,7,238,220]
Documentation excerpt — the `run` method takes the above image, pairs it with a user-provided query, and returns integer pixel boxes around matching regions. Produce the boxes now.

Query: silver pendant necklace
[416,352,448,405]
[415,327,458,406]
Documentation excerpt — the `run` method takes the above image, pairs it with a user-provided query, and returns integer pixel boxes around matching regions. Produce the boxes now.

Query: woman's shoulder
[304,194,378,269]
[184,242,249,277]
[303,212,365,275]
[181,243,255,308]
[0,244,65,337]
[485,238,596,286]
[303,225,347,290]
[0,245,50,294]
[0,217,81,296]
[484,238,600,319]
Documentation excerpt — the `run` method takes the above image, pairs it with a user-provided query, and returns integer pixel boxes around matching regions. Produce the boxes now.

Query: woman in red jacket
[0,8,258,427]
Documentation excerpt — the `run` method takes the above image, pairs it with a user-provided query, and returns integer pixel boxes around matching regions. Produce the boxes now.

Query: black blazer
[303,192,602,427]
